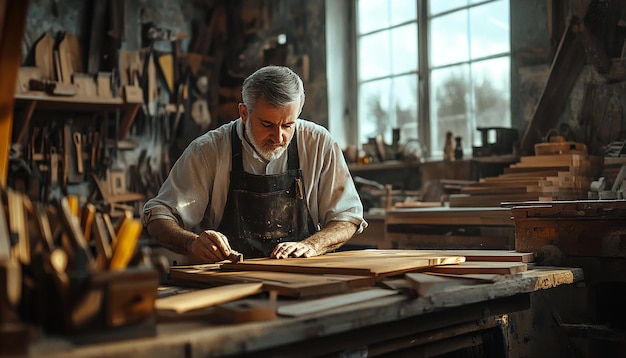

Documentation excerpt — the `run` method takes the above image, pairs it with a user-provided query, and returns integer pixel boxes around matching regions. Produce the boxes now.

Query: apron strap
[231,123,300,171]
[231,124,243,172]
[287,128,299,170]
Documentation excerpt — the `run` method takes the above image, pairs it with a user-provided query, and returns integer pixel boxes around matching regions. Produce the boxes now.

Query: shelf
[13,91,141,142]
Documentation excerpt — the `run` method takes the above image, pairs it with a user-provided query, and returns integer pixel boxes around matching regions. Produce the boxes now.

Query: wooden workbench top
[26,266,583,357]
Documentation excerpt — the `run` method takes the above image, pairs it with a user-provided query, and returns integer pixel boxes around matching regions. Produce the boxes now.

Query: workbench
[384,206,515,250]
[23,265,583,357]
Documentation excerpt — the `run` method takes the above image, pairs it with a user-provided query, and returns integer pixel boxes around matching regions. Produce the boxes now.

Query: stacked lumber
[161,249,536,319]
[449,154,602,207]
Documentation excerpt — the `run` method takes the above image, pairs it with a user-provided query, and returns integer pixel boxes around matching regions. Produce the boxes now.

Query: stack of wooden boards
[157,249,535,320]
[449,153,602,207]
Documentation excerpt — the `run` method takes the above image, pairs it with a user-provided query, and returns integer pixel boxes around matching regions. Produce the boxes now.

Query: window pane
[358,79,391,147]
[471,57,511,146]
[391,0,417,25]
[358,0,389,34]
[470,0,510,59]
[428,0,468,16]
[391,24,418,74]
[430,11,469,67]
[359,32,391,81]
[391,74,419,144]
[430,65,470,156]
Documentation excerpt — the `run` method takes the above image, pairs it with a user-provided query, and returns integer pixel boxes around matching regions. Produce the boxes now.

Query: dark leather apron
[217,125,317,258]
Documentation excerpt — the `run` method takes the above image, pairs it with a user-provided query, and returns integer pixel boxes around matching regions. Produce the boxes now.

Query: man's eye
[262,123,272,128]
[282,124,293,129]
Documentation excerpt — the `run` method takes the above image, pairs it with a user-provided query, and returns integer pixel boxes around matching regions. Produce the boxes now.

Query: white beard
[245,121,288,162]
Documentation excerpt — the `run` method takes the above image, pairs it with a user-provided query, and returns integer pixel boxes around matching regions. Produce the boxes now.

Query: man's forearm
[302,221,358,255]
[146,219,196,256]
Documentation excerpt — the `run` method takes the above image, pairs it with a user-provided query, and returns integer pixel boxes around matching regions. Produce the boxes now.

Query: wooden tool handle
[73,132,83,174]
[109,218,142,270]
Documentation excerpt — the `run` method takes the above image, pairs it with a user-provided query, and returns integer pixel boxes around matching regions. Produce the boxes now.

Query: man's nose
[271,126,284,142]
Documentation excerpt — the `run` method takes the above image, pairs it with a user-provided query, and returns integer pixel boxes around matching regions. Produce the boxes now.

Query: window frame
[352,0,511,159]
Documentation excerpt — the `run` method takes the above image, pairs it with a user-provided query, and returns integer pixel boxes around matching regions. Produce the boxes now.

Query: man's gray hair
[242,65,305,114]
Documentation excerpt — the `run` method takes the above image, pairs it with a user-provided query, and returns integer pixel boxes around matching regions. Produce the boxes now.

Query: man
[142,65,367,263]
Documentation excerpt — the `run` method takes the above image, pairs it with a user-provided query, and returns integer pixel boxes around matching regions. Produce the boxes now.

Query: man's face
[239,96,300,162]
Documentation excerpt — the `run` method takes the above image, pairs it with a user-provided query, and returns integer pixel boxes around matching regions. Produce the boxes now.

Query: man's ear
[239,103,248,124]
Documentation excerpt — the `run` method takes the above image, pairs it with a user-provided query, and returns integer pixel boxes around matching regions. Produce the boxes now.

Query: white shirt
[142,118,367,234]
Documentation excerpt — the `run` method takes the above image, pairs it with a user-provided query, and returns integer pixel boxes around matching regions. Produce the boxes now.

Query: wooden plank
[503,167,570,175]
[386,207,513,226]
[168,266,376,297]
[404,273,484,297]
[427,261,527,275]
[155,283,263,314]
[480,176,546,183]
[460,186,529,195]
[394,201,442,209]
[220,250,465,277]
[424,272,508,283]
[470,180,540,187]
[448,193,546,207]
[513,154,586,168]
[412,250,533,263]
[276,288,397,317]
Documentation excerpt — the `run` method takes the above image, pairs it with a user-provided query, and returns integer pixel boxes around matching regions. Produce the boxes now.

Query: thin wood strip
[276,288,397,317]
[410,250,534,263]
[427,261,527,275]
[155,283,263,314]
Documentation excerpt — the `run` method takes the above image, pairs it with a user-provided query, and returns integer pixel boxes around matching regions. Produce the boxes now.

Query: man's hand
[188,230,233,263]
[270,241,318,259]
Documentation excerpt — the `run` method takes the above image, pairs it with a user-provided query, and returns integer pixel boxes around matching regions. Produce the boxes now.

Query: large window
[356,0,419,149]
[355,0,510,158]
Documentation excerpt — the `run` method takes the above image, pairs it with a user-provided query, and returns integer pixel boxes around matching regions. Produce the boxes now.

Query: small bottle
[454,136,463,160]
[443,131,454,161]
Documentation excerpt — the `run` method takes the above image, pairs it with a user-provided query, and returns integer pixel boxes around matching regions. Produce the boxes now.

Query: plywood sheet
[168,265,375,297]
[220,250,465,277]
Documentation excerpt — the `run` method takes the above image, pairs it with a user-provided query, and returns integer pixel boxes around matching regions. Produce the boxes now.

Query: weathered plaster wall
[511,0,626,156]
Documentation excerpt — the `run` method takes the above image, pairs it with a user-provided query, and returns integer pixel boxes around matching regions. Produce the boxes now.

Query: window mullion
[418,0,430,152]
